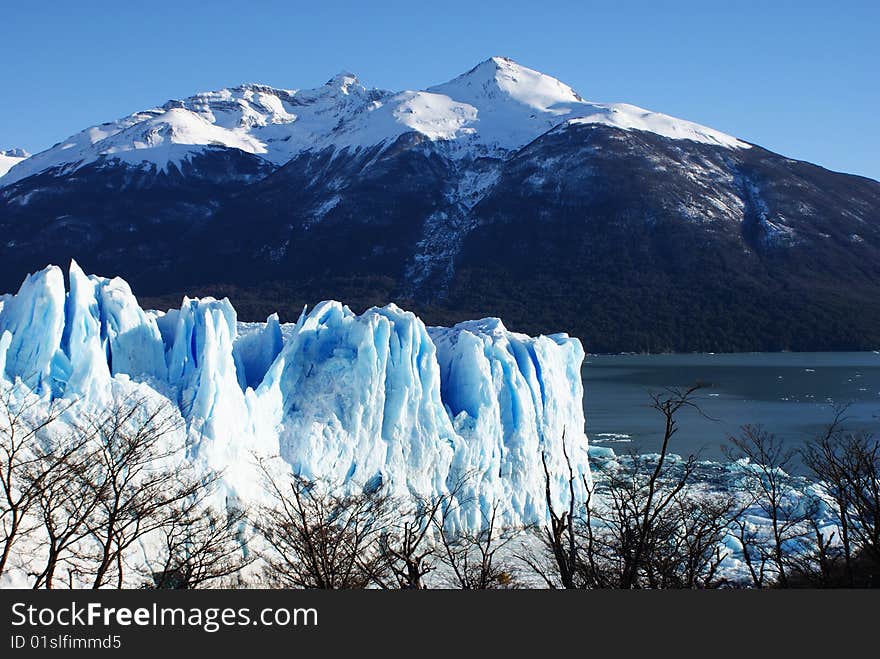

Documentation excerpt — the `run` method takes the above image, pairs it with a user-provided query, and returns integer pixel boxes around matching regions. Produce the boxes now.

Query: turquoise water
[582,352,880,465]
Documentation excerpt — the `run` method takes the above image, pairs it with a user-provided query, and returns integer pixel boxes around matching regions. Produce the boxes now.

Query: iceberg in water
[0,263,591,529]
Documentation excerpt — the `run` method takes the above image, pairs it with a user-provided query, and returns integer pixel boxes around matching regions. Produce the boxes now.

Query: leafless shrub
[27,432,102,588]
[527,385,743,589]
[255,462,395,589]
[0,381,73,578]
[72,395,206,589]
[725,425,817,588]
[149,501,252,589]
[375,493,449,589]
[435,501,521,589]
[800,409,880,587]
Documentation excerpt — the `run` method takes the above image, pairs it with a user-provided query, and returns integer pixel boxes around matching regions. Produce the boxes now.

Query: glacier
[0,263,591,530]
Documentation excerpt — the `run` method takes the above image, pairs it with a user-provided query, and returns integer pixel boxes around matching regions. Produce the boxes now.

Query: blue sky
[2,0,878,180]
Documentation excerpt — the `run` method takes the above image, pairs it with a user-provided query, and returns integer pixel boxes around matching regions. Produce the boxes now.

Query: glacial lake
[582,352,880,467]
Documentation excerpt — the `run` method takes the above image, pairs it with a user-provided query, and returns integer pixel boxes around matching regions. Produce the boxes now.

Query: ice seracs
[0,263,592,529]
[0,57,749,186]
[0,265,66,393]
[429,318,591,527]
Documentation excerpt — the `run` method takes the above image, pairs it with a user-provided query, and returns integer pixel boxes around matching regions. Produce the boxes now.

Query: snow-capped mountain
[0,57,747,186]
[1,58,879,352]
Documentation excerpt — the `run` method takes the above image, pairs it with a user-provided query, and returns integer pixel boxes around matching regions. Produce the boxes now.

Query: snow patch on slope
[568,103,747,149]
[0,148,30,179]
[392,92,478,140]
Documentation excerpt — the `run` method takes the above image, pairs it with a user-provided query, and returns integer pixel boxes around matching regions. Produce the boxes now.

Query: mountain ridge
[0,56,750,187]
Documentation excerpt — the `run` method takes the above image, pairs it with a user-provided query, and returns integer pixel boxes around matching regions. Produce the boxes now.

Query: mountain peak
[431,57,585,114]
[324,71,361,95]
[466,55,529,73]
[472,55,521,72]
[486,55,537,73]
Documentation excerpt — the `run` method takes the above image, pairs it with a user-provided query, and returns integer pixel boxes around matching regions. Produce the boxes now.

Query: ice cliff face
[0,264,590,529]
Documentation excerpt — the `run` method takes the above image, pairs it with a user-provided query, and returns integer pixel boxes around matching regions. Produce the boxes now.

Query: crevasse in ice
[0,263,591,529]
